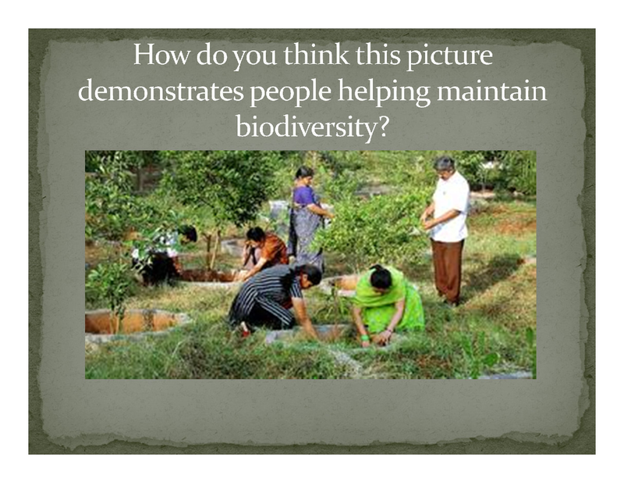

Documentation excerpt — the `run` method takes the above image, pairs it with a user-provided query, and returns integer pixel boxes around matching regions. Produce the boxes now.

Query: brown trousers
[431,239,465,305]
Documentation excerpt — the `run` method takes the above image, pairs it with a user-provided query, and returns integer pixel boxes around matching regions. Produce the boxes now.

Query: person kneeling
[351,265,425,347]
[228,264,322,339]
[132,225,197,286]
[237,227,288,282]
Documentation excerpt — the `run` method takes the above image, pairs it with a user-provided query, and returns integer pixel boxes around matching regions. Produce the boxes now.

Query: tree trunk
[204,233,212,269]
[210,229,221,270]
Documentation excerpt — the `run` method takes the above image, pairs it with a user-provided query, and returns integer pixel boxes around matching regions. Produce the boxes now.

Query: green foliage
[85,150,166,173]
[500,150,537,196]
[315,190,432,270]
[85,152,137,240]
[451,150,536,195]
[160,150,281,230]
[358,151,436,190]
[268,151,364,202]
[86,260,136,328]
[460,331,500,379]
[86,151,198,242]
[321,171,361,203]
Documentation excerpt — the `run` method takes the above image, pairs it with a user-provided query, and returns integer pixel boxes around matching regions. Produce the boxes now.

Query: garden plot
[85,308,191,345]
[178,268,241,289]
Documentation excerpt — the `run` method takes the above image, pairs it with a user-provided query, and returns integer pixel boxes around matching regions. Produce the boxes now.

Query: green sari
[353,266,425,333]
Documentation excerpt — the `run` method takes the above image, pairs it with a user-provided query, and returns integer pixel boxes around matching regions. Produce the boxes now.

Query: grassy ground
[85,198,536,379]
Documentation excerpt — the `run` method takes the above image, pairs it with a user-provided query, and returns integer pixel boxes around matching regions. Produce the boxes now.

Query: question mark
[379,116,390,137]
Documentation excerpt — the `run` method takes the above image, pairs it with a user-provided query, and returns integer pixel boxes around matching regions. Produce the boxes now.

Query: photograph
[85,150,537,379]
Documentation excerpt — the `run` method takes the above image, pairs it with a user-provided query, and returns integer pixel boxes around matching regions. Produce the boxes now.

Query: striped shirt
[228,265,303,325]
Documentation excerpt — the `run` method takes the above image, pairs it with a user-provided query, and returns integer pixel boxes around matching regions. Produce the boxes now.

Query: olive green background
[29,29,594,453]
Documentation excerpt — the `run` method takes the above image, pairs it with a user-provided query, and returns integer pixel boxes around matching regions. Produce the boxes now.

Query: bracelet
[360,334,370,341]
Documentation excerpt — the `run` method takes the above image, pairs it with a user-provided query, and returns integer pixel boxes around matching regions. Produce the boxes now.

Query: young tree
[160,151,281,268]
[86,260,136,334]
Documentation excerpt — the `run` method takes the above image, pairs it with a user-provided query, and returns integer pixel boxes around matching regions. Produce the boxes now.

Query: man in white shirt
[420,156,470,306]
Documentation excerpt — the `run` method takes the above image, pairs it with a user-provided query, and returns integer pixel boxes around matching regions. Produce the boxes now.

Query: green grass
[86,199,536,379]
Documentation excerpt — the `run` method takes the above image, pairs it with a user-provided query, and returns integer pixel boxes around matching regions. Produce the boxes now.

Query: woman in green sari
[351,265,425,347]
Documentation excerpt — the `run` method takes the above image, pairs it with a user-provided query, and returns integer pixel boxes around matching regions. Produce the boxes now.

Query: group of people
[228,156,471,347]
[131,157,469,347]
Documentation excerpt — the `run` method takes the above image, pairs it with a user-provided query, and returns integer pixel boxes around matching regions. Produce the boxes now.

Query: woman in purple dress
[288,166,334,272]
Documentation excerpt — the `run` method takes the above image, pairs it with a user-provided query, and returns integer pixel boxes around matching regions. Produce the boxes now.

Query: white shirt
[430,171,470,242]
[132,232,178,260]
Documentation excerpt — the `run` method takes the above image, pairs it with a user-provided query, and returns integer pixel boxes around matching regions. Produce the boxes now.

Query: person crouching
[228,264,322,339]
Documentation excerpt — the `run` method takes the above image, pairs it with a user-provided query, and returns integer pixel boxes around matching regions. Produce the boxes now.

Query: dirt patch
[85,309,187,335]
[179,268,238,283]
[471,203,536,236]
[497,216,536,235]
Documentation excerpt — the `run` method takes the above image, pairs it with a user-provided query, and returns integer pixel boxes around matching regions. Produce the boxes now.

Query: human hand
[373,330,392,346]
[423,219,436,231]
[302,325,319,341]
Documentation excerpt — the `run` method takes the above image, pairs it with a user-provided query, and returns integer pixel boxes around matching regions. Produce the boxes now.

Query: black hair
[246,227,266,242]
[433,156,455,172]
[295,166,315,179]
[295,264,322,286]
[180,225,198,242]
[369,264,392,290]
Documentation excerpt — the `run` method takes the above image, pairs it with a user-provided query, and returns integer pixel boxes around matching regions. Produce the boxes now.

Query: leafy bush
[315,189,432,270]
[85,152,137,240]
[451,150,536,195]
[500,151,537,195]
[86,260,136,330]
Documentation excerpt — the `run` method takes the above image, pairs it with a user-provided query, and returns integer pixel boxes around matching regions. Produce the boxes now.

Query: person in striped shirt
[228,264,322,339]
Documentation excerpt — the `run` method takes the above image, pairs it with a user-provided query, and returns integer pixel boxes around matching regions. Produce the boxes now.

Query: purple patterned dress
[288,186,324,271]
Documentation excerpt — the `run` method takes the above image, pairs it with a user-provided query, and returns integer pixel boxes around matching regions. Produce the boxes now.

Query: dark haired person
[131,225,197,285]
[228,264,322,339]
[288,166,334,271]
[420,156,470,306]
[351,265,425,347]
[238,227,288,282]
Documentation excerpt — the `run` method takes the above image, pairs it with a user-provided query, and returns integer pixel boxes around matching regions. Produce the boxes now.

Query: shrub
[315,189,432,270]
[86,260,137,332]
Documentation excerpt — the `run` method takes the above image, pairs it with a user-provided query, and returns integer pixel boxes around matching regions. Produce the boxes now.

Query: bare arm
[420,201,435,224]
[351,305,370,348]
[241,257,269,281]
[292,298,318,339]
[307,203,334,219]
[373,298,405,346]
